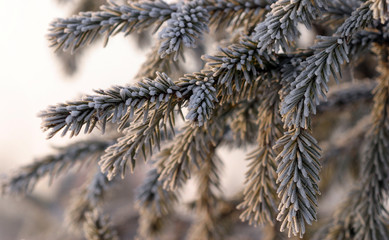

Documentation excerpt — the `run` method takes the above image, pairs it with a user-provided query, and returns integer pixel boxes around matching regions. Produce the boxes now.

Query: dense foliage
[2,0,389,239]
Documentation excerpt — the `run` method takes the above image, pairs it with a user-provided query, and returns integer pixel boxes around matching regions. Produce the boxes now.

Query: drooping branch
[351,44,389,240]
[136,163,179,239]
[1,140,110,195]
[187,149,224,240]
[99,98,179,180]
[273,2,377,236]
[67,169,116,231]
[238,80,283,226]
[83,209,119,240]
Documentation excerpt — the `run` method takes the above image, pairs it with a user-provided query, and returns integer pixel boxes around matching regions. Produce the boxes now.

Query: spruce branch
[1,140,109,195]
[238,80,283,226]
[39,72,182,138]
[158,0,209,61]
[53,0,106,75]
[319,190,361,240]
[16,0,389,238]
[229,98,261,146]
[158,125,209,191]
[98,96,179,180]
[371,0,389,23]
[282,0,375,129]
[136,165,178,239]
[83,209,119,240]
[251,0,324,53]
[187,149,224,240]
[183,73,217,126]
[320,45,389,240]
[351,45,389,240]
[39,71,221,139]
[48,0,176,52]
[205,0,270,31]
[203,37,278,96]
[274,127,322,238]
[67,170,116,231]
[48,0,272,54]
[158,110,226,191]
[98,72,220,180]
[272,5,376,235]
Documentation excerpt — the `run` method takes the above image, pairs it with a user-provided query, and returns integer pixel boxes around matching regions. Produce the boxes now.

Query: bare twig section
[238,80,282,226]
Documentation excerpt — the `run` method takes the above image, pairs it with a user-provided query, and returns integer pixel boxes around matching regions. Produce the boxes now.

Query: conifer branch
[238,80,283,226]
[136,164,178,239]
[83,209,119,240]
[351,44,389,240]
[274,128,322,238]
[67,170,116,231]
[1,140,109,195]
[99,96,179,180]
[157,103,227,191]
[281,0,374,130]
[206,0,270,31]
[39,71,221,139]
[203,37,278,96]
[158,1,209,61]
[371,0,389,23]
[49,0,176,52]
[49,0,272,53]
[187,149,224,240]
[14,0,389,238]
[320,44,389,240]
[158,125,209,191]
[98,72,219,180]
[39,72,182,138]
[272,4,377,236]
[252,0,324,53]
